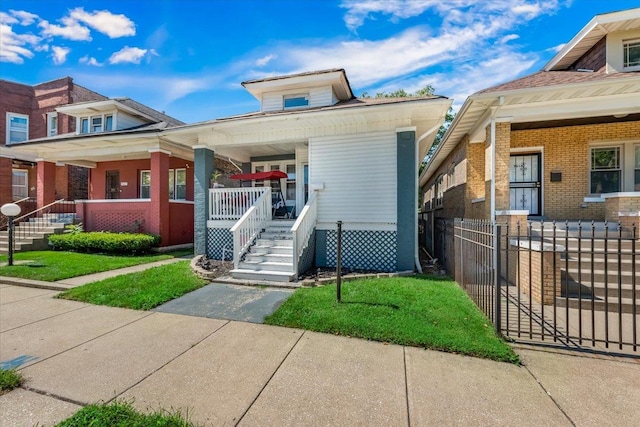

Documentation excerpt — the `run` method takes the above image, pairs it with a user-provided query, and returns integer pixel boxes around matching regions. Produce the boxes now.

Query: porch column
[149,149,171,245]
[484,121,511,219]
[36,159,56,209]
[194,146,215,255]
[397,128,416,271]
[0,156,12,205]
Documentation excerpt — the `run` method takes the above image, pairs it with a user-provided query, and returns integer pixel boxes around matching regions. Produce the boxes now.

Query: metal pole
[494,224,502,332]
[336,220,342,303]
[8,216,15,266]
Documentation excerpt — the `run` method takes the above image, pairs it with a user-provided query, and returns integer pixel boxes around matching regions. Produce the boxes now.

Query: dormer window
[623,39,640,69]
[80,114,114,134]
[283,94,309,109]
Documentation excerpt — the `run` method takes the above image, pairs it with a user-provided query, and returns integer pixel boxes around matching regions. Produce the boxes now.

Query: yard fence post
[494,223,502,332]
[337,220,342,303]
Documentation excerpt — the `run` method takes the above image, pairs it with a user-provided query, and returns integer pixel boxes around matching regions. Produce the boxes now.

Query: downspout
[414,123,441,274]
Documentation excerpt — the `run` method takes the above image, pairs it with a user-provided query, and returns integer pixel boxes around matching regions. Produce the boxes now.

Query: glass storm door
[509,154,541,216]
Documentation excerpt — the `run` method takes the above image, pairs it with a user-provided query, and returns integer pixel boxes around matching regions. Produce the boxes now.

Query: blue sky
[1,0,638,123]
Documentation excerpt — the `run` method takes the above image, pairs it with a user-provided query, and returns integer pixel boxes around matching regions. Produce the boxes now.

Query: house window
[283,94,309,109]
[635,145,640,191]
[286,164,296,201]
[623,39,640,69]
[254,165,265,187]
[47,113,58,137]
[590,146,621,194]
[435,174,444,207]
[168,168,187,200]
[12,170,28,200]
[80,114,114,134]
[140,170,151,198]
[6,113,28,144]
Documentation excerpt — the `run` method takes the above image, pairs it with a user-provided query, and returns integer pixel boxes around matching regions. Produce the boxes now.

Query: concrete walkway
[1,286,639,426]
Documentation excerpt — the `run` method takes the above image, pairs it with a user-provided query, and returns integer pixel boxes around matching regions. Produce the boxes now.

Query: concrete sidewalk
[1,286,639,426]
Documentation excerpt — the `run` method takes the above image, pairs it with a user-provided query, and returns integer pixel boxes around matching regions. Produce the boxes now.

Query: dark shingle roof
[478,69,640,94]
[114,98,185,126]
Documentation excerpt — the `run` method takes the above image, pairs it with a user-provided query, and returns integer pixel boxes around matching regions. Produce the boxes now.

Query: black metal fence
[449,218,638,355]
[11,200,77,241]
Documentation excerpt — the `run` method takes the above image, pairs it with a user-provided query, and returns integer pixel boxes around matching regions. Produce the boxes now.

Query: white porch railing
[209,187,269,220]
[291,191,318,275]
[229,188,272,269]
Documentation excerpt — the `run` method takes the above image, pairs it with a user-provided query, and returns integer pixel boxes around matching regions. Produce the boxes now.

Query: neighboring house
[8,96,196,247]
[420,7,640,248]
[0,77,107,208]
[162,69,451,280]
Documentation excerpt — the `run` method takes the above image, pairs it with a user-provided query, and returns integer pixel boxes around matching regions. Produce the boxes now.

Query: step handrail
[229,188,272,269]
[291,191,318,276]
[12,199,67,224]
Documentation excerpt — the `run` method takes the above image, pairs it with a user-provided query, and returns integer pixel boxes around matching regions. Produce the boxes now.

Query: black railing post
[495,223,502,332]
[336,220,342,303]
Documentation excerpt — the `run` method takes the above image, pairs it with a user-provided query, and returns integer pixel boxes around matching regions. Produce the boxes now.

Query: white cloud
[500,34,519,43]
[0,23,39,63]
[0,12,18,25]
[51,45,70,64]
[10,10,39,26]
[39,17,91,41]
[108,46,148,64]
[69,8,135,38]
[80,55,103,66]
[547,43,566,53]
[256,54,276,67]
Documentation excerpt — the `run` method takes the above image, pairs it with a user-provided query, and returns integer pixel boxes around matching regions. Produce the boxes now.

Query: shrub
[49,232,161,255]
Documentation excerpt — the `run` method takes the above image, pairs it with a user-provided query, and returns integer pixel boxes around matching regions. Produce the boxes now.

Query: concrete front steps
[0,214,75,254]
[230,220,297,282]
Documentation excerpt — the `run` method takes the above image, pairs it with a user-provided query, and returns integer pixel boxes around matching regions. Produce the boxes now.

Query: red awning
[229,170,288,181]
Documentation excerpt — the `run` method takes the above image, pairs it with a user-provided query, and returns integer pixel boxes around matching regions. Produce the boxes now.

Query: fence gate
[453,218,638,356]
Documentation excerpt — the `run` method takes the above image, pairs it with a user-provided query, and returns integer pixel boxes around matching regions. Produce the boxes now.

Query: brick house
[0,77,107,208]
[420,7,640,252]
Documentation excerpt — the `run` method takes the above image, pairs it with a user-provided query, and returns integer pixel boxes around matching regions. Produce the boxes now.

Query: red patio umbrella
[229,170,288,181]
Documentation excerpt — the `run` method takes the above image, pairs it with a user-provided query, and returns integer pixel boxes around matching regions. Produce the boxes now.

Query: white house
[163,69,452,281]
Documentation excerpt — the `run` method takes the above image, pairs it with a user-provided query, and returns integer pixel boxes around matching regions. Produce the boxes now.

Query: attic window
[283,94,309,109]
[623,39,640,68]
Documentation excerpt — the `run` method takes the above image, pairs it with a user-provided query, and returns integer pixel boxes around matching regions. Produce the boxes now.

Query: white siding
[116,112,147,130]
[309,86,333,108]
[295,145,309,214]
[310,131,397,230]
[262,93,283,112]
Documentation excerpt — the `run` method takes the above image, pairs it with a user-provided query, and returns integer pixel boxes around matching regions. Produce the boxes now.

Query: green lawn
[58,261,207,310]
[56,400,198,427]
[0,250,192,282]
[265,276,518,363]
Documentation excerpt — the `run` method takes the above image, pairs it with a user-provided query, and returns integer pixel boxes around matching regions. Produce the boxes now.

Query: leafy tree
[360,85,455,171]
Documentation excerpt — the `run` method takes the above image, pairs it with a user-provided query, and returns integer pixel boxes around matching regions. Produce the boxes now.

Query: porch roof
[162,96,452,163]
[420,74,640,187]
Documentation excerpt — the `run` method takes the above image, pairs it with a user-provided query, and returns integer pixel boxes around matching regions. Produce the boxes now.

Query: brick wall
[511,120,640,220]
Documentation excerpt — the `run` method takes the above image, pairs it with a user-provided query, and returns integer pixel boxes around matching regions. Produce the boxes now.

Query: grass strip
[0,250,191,282]
[265,275,518,363]
[56,400,198,427]
[58,261,207,310]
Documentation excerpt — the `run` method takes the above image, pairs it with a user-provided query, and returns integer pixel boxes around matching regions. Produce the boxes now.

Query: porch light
[1,203,22,266]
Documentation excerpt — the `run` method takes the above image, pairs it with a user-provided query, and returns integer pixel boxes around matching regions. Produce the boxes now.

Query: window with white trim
[623,39,640,69]
[283,94,309,109]
[12,170,28,200]
[590,146,621,194]
[435,174,444,207]
[140,170,151,198]
[47,113,58,137]
[79,114,114,134]
[6,113,28,144]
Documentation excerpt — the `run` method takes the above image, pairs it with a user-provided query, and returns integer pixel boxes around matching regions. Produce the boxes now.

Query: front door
[106,170,120,199]
[509,153,541,216]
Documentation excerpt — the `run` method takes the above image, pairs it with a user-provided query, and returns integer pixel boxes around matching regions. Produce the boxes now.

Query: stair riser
[555,298,639,314]
[244,255,293,264]
[564,259,640,270]
[251,246,293,255]
[239,262,293,273]
[563,271,636,285]
[561,282,636,299]
[256,239,293,247]
[260,232,293,240]
[231,271,295,282]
